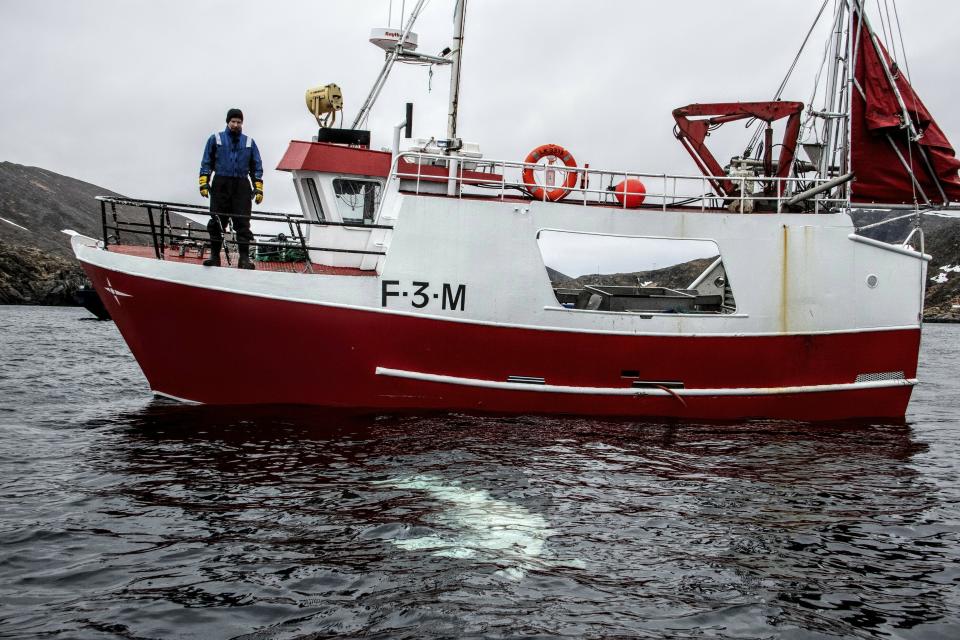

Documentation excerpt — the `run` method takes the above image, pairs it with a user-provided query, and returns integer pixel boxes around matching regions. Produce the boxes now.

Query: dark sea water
[1,306,958,639]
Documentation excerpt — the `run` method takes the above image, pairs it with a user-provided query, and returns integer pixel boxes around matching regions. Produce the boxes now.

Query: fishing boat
[67,1,960,420]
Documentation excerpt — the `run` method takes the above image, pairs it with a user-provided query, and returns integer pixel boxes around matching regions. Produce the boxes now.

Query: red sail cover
[851,23,960,204]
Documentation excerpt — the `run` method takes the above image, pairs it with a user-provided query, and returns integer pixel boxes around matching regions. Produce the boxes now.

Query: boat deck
[109,244,375,276]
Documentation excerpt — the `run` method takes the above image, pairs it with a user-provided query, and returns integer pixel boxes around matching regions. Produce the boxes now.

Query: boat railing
[388,151,848,214]
[95,196,393,271]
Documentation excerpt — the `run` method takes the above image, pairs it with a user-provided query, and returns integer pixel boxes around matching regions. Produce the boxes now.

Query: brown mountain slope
[0,162,197,305]
[0,161,122,257]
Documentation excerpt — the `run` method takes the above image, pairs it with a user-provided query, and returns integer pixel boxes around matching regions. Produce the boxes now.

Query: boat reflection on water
[72,402,952,638]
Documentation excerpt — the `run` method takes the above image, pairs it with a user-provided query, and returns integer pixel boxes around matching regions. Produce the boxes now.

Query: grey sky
[2,0,959,214]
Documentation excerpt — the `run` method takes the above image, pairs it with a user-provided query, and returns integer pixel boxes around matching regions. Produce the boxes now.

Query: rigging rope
[891,0,912,82]
[745,0,831,155]
[855,210,920,231]
[891,0,923,133]
[884,0,899,63]
[797,15,836,146]
[771,0,831,102]
[877,0,896,66]
[818,0,845,162]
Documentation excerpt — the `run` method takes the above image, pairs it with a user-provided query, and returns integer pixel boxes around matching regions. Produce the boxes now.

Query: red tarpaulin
[851,21,960,204]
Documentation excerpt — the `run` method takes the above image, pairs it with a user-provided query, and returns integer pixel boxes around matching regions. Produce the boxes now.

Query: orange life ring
[522,144,578,202]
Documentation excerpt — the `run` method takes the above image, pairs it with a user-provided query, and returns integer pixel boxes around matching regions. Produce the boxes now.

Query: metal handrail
[96,196,393,262]
[95,196,394,230]
[384,151,848,213]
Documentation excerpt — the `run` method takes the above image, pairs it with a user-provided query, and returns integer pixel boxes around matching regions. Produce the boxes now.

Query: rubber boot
[237,244,256,270]
[203,242,221,267]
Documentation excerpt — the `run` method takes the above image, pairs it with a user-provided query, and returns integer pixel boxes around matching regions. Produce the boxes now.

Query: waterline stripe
[375,367,917,397]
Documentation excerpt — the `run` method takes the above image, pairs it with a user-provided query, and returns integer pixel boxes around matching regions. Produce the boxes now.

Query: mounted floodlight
[369,28,419,52]
[305,83,343,128]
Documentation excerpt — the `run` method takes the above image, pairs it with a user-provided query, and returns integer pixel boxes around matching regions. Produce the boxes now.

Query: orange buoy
[522,144,578,202]
[613,178,647,208]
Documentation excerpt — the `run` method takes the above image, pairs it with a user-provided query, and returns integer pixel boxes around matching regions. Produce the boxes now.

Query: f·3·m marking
[381,280,466,311]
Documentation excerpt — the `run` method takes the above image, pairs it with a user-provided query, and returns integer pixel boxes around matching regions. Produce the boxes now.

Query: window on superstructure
[333,179,381,224]
[302,178,326,222]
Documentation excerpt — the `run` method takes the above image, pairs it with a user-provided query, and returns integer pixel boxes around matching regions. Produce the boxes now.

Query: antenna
[352,0,457,130]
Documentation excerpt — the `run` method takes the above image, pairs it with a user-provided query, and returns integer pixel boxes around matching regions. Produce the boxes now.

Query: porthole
[866,274,879,289]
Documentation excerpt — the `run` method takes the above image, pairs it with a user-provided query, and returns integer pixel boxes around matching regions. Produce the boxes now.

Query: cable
[883,0,900,66]
[746,0,831,155]
[891,0,912,82]
[891,0,922,130]
[853,211,914,236]
[774,0,832,102]
[798,25,834,146]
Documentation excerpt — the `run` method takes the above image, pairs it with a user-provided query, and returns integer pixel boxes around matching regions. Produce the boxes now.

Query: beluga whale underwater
[374,475,580,580]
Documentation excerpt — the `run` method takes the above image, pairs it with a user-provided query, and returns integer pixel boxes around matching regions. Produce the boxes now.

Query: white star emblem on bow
[103,278,132,307]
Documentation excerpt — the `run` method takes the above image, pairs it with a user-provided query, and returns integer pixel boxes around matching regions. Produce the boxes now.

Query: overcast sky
[2,0,959,214]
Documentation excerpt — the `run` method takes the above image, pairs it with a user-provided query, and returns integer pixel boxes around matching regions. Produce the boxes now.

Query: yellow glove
[254,180,264,205]
[198,175,210,198]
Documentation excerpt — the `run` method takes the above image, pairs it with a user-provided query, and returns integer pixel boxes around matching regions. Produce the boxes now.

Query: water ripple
[1,307,959,639]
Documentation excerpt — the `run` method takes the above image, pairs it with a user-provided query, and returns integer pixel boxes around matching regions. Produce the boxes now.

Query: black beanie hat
[226,108,244,123]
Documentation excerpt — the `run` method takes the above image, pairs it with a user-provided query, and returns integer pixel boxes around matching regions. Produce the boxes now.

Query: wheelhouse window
[537,230,736,314]
[333,179,381,224]
[302,178,326,222]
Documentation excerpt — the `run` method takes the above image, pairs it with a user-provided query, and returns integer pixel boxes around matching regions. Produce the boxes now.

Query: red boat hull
[84,262,919,421]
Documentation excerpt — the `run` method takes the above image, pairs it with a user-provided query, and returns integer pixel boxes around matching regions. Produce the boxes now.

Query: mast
[819,1,846,180]
[843,2,859,201]
[447,0,467,143]
[352,0,431,130]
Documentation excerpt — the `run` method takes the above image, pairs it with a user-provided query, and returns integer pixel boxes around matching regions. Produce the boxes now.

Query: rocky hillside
[0,161,121,257]
[0,240,87,305]
[548,257,717,291]
[0,162,123,305]
[0,162,197,306]
[921,220,960,320]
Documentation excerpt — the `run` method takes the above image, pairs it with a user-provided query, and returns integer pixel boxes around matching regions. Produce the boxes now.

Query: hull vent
[855,371,906,383]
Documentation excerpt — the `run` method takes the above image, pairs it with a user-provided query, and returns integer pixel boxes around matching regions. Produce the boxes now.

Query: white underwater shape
[375,475,565,580]
[938,264,960,273]
[931,272,949,284]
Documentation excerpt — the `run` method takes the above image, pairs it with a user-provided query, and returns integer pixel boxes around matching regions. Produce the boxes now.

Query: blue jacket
[199,128,263,181]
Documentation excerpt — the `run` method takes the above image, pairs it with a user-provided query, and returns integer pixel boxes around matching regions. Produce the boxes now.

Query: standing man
[199,108,264,269]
